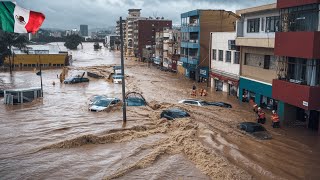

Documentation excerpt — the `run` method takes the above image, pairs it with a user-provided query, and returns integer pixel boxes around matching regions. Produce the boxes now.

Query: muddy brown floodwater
[0,42,320,180]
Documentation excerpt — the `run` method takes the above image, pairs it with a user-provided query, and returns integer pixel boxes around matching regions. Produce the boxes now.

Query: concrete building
[210,32,240,97]
[133,18,172,61]
[125,9,144,56]
[155,31,164,65]
[163,29,181,71]
[272,0,320,133]
[236,3,280,112]
[80,25,89,36]
[116,19,126,41]
[180,10,238,82]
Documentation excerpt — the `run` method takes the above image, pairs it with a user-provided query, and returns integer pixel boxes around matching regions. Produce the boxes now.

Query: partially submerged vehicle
[178,99,232,108]
[112,75,123,84]
[239,122,272,140]
[89,95,108,105]
[160,108,190,120]
[89,97,121,112]
[125,92,146,106]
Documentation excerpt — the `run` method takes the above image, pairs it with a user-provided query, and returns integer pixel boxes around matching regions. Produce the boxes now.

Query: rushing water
[0,42,319,180]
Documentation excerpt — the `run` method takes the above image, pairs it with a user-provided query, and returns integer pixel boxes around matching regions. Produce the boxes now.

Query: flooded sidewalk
[0,43,319,180]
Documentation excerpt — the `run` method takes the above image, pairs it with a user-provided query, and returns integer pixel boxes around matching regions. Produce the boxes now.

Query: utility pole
[120,17,127,123]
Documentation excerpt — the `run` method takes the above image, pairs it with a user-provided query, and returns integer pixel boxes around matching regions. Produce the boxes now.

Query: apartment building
[236,4,280,111]
[133,18,172,60]
[272,0,320,133]
[210,32,240,97]
[180,10,238,82]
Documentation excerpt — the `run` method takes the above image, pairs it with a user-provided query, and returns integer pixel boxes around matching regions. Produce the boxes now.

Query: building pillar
[239,87,244,102]
[255,94,261,106]
[277,101,285,125]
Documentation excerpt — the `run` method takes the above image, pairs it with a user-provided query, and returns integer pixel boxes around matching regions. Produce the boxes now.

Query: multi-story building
[133,18,172,60]
[236,3,280,111]
[125,9,144,56]
[180,10,238,82]
[210,32,240,97]
[80,25,88,37]
[154,31,164,65]
[163,29,181,71]
[272,0,320,133]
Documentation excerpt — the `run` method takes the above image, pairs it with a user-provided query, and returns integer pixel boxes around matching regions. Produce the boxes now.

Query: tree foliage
[64,34,83,50]
[0,31,28,65]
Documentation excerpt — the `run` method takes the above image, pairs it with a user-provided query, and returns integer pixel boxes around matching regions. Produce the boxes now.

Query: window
[266,16,280,32]
[218,50,223,61]
[280,4,319,32]
[264,55,270,69]
[212,49,217,60]
[261,17,264,31]
[247,18,260,33]
[226,51,231,63]
[234,52,240,64]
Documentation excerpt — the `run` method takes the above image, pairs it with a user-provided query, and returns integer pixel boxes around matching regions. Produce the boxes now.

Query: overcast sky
[15,0,276,30]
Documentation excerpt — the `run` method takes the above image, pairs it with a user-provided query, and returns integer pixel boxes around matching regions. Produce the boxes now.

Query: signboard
[199,67,209,78]
[303,101,309,107]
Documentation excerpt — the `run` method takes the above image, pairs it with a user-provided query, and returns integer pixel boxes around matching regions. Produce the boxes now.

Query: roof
[236,3,277,15]
[5,87,41,92]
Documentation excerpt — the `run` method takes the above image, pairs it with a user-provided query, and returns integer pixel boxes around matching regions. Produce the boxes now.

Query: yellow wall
[5,54,67,65]
[177,64,185,75]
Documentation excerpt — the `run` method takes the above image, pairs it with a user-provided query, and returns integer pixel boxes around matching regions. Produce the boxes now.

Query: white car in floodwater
[89,97,121,112]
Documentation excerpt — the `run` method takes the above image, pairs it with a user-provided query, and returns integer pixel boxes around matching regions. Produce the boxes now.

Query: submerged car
[239,122,272,140]
[178,99,232,108]
[126,97,146,106]
[64,77,89,84]
[89,95,108,105]
[89,97,120,112]
[160,108,190,120]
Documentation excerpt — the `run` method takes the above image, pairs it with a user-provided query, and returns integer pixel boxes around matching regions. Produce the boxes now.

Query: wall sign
[303,101,308,107]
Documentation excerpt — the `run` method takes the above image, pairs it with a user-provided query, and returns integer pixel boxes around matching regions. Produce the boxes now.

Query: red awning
[210,72,239,86]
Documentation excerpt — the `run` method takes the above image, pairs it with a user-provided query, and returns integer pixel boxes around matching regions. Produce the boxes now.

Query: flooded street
[1,42,320,179]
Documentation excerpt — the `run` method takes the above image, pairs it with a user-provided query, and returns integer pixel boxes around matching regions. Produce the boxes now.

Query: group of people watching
[191,85,207,97]
[250,99,280,128]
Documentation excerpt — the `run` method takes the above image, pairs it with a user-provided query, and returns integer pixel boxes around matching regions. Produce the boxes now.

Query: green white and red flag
[0,1,45,34]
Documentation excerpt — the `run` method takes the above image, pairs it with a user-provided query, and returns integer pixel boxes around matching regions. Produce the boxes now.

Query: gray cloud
[15,0,276,30]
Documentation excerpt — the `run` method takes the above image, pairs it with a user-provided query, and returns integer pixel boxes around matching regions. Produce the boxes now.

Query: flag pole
[39,55,43,97]
[120,16,127,123]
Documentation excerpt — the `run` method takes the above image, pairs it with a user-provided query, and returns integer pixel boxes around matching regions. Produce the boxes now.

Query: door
[189,71,196,80]
[308,110,319,131]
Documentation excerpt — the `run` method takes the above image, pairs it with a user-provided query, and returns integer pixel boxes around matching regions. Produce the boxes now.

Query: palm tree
[0,31,28,73]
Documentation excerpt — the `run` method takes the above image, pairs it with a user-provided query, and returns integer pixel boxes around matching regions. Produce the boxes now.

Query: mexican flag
[0,1,45,34]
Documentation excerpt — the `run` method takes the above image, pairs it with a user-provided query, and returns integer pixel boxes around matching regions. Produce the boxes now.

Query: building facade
[236,4,280,113]
[180,10,238,82]
[133,19,172,61]
[210,32,240,97]
[125,9,144,56]
[272,0,320,133]
[80,25,88,37]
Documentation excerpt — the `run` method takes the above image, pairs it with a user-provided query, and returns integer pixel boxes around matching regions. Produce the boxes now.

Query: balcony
[236,37,274,48]
[181,41,199,49]
[275,32,320,59]
[277,0,320,8]
[179,56,199,65]
[272,79,320,110]
[181,25,200,32]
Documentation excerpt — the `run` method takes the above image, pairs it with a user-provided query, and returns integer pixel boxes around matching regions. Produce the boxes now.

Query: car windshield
[199,101,209,106]
[127,98,145,106]
[93,99,112,107]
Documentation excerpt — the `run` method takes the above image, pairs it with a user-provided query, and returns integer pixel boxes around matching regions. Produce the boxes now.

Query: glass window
[280,4,319,32]
[247,18,260,33]
[218,50,223,61]
[226,51,231,63]
[234,51,240,64]
[266,16,280,32]
[212,49,216,60]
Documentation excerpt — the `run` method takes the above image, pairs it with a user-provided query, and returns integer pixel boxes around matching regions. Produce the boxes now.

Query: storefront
[210,72,239,97]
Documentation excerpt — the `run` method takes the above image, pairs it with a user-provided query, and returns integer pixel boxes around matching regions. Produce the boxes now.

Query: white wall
[210,32,240,77]
[242,10,279,38]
